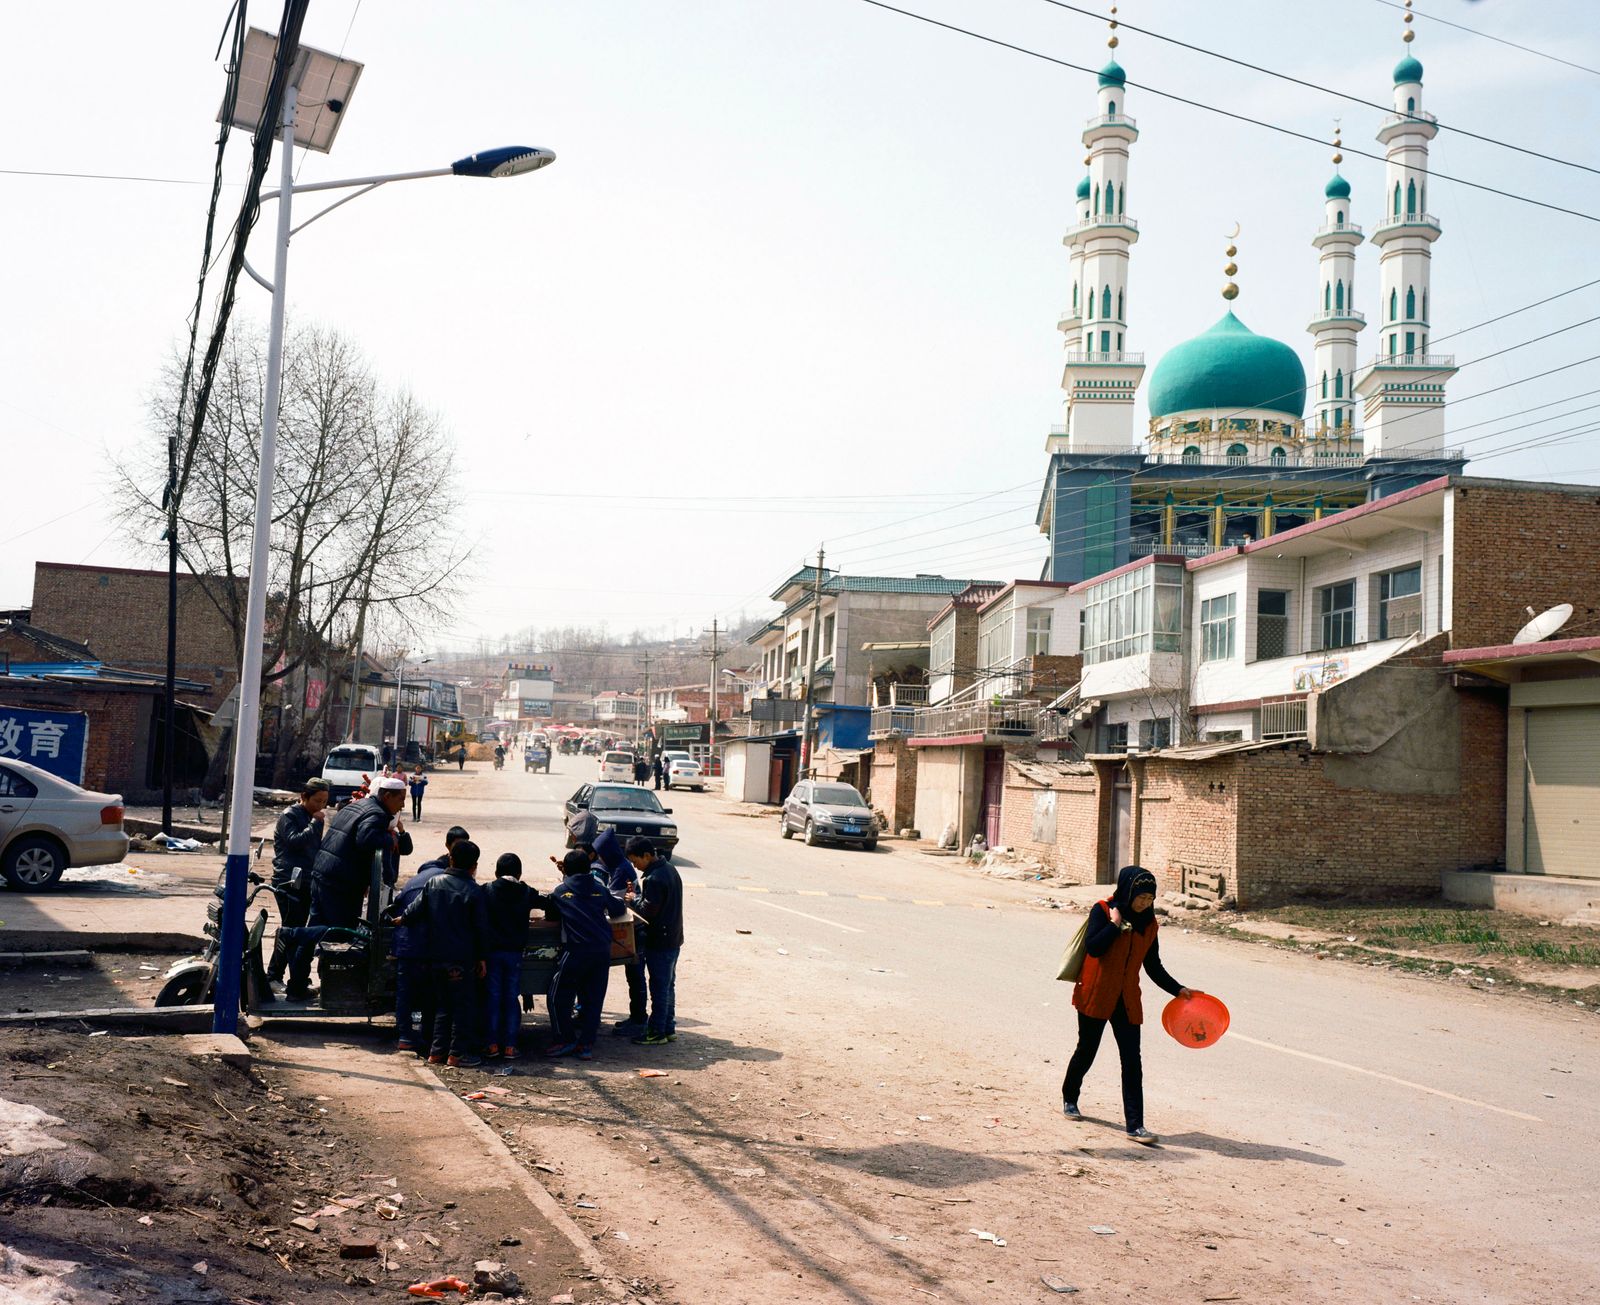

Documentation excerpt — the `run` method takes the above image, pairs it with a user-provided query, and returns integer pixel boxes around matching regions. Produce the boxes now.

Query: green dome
[1324,172,1351,199]
[1394,54,1424,84]
[1148,312,1307,420]
[1076,174,1092,201]
[1098,59,1126,88]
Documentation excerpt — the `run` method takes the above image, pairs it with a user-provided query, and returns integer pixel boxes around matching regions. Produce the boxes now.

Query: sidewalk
[0,855,219,950]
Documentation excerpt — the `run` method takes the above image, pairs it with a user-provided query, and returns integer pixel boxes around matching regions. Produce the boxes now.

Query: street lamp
[208,27,555,1035]
[396,654,432,754]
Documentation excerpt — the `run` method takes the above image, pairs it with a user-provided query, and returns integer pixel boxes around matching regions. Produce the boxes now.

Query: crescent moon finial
[1227,221,1241,240]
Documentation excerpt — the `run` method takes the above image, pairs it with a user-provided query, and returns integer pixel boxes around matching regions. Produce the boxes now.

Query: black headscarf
[1110,864,1159,933]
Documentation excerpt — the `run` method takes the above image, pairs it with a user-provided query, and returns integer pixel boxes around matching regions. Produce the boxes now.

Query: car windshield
[325,749,375,770]
[591,787,664,812]
[813,784,866,807]
[603,752,633,765]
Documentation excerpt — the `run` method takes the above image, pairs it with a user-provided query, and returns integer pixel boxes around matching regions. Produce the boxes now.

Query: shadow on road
[812,1139,1031,1188]
[1157,1131,1344,1166]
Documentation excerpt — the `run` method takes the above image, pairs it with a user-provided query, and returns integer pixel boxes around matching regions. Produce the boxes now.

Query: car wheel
[780,814,793,839]
[862,839,878,852]
[804,819,819,847]
[1,835,68,891]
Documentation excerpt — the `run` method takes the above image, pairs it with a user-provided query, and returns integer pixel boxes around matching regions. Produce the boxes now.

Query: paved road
[52,758,1592,1302]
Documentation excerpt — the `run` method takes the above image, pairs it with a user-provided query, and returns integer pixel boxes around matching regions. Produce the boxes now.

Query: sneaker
[427,1054,447,1065]
[448,1054,483,1068]
[503,1046,519,1060]
[284,986,315,1002]
[544,1042,578,1058]
[612,1015,644,1030]
[396,1039,418,1053]
[611,1020,645,1037]
[484,1044,501,1059]
[576,1046,594,1061]
[631,1030,671,1046]
[1127,1128,1159,1146]
[1063,1100,1083,1120]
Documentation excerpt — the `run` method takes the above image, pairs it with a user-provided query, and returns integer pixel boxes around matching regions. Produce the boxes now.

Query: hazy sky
[6,0,1599,651]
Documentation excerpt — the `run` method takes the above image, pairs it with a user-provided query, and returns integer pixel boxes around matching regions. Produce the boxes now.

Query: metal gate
[982,748,1005,849]
[1107,772,1132,881]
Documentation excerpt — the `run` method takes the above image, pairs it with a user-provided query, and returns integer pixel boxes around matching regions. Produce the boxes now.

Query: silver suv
[780,780,878,851]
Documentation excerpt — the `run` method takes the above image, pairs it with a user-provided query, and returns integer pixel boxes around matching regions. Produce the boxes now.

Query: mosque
[1037,7,1465,583]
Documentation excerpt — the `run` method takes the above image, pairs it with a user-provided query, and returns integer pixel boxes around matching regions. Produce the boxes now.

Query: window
[1106,182,1116,213]
[0,766,38,799]
[1422,288,1428,322]
[1270,446,1287,462]
[1101,286,1112,319]
[1335,279,1345,312]
[1405,285,1416,319]
[1257,589,1289,660]
[1335,210,1345,226]
[1334,368,1344,398]
[1393,181,1402,216]
[822,612,836,657]
[1100,329,1111,353]
[800,629,809,665]
[1116,289,1123,320]
[1182,445,1201,463]
[1390,288,1398,321]
[978,604,1016,677]
[1099,721,1129,753]
[1082,563,1183,665]
[1407,179,1417,215]
[1200,592,1237,662]
[1087,288,1094,320]
[1093,183,1100,215]
[1324,283,1330,311]
[931,620,955,675]
[1321,371,1328,399]
[1226,443,1248,462]
[1318,580,1356,650]
[1379,565,1422,639]
[1026,607,1053,657]
[1405,330,1415,356]
[1107,100,1116,116]
[1138,717,1172,750]
[1072,282,1078,311]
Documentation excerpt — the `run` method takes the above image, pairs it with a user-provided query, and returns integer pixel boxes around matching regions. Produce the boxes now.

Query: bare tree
[118,320,472,782]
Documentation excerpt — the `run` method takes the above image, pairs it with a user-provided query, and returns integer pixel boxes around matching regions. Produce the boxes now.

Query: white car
[321,743,382,802]
[665,758,708,791]
[598,750,637,784]
[0,757,130,891]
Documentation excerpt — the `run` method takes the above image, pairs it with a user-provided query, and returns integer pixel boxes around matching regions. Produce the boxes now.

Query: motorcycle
[493,752,505,770]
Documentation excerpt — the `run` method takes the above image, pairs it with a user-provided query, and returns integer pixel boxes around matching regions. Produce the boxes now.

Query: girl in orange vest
[1062,865,1194,1145]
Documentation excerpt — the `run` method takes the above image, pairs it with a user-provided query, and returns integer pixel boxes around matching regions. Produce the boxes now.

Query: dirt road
[416,758,1599,1304]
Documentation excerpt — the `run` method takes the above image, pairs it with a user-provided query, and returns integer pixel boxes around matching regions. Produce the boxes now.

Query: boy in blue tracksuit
[545,849,626,1061]
[481,853,545,1059]
[390,825,469,1053]
[387,839,488,1067]
[591,830,648,1036]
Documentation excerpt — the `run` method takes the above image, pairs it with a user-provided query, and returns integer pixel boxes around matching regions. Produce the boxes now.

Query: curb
[0,931,206,954]
[405,1060,626,1292]
[0,1005,221,1032]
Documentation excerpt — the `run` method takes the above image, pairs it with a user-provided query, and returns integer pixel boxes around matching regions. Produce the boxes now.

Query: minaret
[1051,7,1145,454]
[1057,173,1092,339]
[1308,128,1364,447]
[1355,0,1455,456]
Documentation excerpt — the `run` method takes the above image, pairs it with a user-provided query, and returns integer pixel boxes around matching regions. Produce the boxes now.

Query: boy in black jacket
[388,839,488,1067]
[482,853,545,1059]
[545,849,627,1061]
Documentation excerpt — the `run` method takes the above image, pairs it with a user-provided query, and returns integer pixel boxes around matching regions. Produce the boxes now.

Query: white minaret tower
[1057,172,1092,341]
[1308,129,1365,449]
[1355,3,1455,456]
[1050,11,1144,455]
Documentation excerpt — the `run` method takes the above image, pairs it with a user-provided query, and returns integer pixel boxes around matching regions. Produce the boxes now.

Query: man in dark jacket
[390,824,469,1052]
[267,779,328,985]
[625,837,685,1046]
[389,839,488,1067]
[545,849,626,1060]
[591,830,647,1038]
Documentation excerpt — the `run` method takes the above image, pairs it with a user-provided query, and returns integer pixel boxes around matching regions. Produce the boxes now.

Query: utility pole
[639,650,653,751]
[802,546,825,777]
[162,427,178,836]
[706,618,722,771]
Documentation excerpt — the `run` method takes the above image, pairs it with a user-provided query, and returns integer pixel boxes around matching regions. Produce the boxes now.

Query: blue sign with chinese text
[0,706,89,785]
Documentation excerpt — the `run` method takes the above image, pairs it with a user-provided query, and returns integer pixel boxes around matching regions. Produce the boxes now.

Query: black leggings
[1061,997,1143,1132]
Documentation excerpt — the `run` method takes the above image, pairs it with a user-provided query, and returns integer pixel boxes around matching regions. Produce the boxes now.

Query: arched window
[1324,283,1331,311]
[1390,288,1398,321]
[1407,96,1416,112]
[1101,285,1112,319]
[1405,285,1416,318]
[1321,371,1328,399]
[1182,446,1202,463]
[1226,443,1249,462]
[1106,182,1116,214]
[1334,368,1344,398]
[1335,209,1345,226]
[1093,184,1100,216]
[1072,282,1079,311]
[1406,179,1417,215]
[1117,331,1123,350]
[1107,100,1116,116]
[1101,328,1111,352]
[1422,289,1428,322]
[1087,287,1095,319]
[1084,333,1091,353]
[1116,289,1124,320]
[1335,280,1345,312]
[1270,447,1287,463]
[1420,184,1426,212]
[1394,182,1402,216]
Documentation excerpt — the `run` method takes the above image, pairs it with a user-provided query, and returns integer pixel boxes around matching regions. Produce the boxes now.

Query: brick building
[30,562,242,710]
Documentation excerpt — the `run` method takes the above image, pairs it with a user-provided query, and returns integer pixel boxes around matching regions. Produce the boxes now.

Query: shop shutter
[1526,705,1600,878]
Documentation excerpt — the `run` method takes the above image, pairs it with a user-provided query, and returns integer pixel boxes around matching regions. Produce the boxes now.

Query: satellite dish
[1512,603,1573,645]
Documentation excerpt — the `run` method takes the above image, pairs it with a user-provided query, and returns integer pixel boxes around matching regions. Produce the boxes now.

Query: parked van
[321,743,381,802]
[598,750,636,784]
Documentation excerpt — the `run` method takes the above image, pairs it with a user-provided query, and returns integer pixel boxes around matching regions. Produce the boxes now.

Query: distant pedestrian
[382,739,394,768]
[591,830,647,1038]
[633,755,649,786]
[389,838,488,1068]
[625,836,684,1046]
[481,853,544,1059]
[652,754,665,790]
[545,849,627,1060]
[456,745,467,771]
[1061,865,1196,1146]
[266,778,329,987]
[408,765,429,821]
[390,825,470,1053]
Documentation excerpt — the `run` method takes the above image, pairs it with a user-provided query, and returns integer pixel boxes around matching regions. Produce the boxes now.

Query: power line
[0,167,218,185]
[849,0,1600,226]
[1372,0,1600,80]
[1035,0,1600,179]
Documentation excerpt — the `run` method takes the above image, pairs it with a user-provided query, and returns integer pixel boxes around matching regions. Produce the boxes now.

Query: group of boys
[382,826,684,1066]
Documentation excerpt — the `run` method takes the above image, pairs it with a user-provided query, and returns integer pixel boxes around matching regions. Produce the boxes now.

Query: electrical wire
[0,167,217,185]
[849,0,1600,226]
[1372,0,1600,80]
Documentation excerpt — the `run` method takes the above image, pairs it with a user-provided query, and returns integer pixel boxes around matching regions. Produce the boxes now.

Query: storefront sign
[0,706,89,785]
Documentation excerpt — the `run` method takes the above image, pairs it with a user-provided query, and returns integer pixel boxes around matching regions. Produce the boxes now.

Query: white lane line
[746,896,864,934]
[1230,1032,1543,1123]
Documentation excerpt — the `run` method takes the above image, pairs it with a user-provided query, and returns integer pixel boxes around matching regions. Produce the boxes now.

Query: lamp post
[395,653,432,756]
[209,28,555,1035]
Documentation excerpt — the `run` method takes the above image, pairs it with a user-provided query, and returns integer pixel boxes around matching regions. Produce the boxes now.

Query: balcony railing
[1064,350,1146,365]
[869,704,920,738]
[1084,112,1138,131]
[1259,698,1309,740]
[1379,108,1438,131]
[1129,536,1216,559]
[1366,447,1465,462]
[1313,220,1364,238]
[1143,449,1364,467]
[1366,352,1455,369]
[910,696,1041,741]
[1066,214,1139,238]
[1308,308,1366,326]
[1372,212,1441,235]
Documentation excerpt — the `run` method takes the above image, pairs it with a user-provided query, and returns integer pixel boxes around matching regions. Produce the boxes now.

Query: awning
[1441,635,1600,683]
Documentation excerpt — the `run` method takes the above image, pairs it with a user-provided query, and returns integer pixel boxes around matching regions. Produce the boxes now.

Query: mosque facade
[1037,24,1464,584]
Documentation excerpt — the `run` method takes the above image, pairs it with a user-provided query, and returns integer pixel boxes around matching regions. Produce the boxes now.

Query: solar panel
[219,27,364,153]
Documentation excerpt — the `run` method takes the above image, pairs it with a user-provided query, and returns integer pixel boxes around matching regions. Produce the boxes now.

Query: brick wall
[952,607,981,696]
[0,684,154,796]
[1133,756,1241,895]
[999,761,1102,884]
[31,562,240,708]
[867,735,919,832]
[1450,482,1600,649]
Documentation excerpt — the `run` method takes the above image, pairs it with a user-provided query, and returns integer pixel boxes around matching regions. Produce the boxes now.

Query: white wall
[913,747,974,846]
[722,740,772,803]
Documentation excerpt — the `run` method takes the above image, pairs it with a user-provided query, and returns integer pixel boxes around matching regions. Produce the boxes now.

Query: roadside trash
[1161,991,1231,1049]
[736,929,752,935]
[473,1261,522,1295]
[1041,1276,1079,1294]
[161,836,203,852]
[613,1230,630,1241]
[407,1276,470,1298]
[777,949,789,956]
[1089,1225,1116,1235]
[375,1200,401,1220]
[498,1235,521,1246]
[291,1216,319,1232]
[137,1215,154,1227]
[637,1068,668,1078]
[161,1077,190,1088]
[88,1030,108,1037]
[192,1261,207,1275]
[1333,1237,1350,1246]
[463,1091,488,1101]
[916,1115,933,1121]
[575,1200,598,1209]
[339,1235,380,1259]
[969,1229,1007,1246]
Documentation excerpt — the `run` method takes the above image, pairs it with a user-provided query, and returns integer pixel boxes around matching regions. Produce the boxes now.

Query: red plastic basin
[1161,991,1231,1049]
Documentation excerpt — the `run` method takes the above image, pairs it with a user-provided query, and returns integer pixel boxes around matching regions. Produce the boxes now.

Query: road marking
[1230,1033,1543,1123]
[858,894,888,901]
[745,896,864,934]
[796,890,829,897]
[912,899,946,907]
[734,885,772,893]
[686,882,709,889]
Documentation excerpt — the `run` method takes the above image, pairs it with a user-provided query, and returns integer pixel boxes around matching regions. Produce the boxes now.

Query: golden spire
[1108,4,1119,50]
[1332,118,1343,165]
[1403,0,1415,44]
[1222,223,1240,301]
